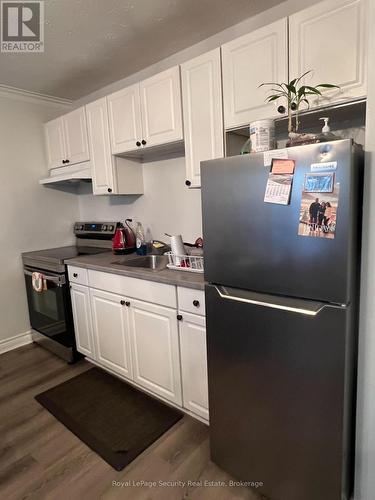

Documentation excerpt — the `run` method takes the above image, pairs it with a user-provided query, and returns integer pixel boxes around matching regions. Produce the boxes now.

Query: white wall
[78,156,202,243]
[355,0,375,497]
[0,91,79,348]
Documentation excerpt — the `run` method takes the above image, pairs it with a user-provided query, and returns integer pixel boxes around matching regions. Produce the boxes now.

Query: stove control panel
[74,222,119,239]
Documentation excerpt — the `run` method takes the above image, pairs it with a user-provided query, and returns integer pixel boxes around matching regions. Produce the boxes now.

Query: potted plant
[259,71,340,146]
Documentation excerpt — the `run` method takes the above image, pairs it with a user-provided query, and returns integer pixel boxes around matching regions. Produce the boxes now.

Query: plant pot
[286,132,317,148]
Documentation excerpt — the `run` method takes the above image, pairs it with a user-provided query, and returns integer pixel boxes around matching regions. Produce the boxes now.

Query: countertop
[66,252,206,291]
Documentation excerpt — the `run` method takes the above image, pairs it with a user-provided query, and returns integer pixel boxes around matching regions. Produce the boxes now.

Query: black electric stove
[21,222,120,362]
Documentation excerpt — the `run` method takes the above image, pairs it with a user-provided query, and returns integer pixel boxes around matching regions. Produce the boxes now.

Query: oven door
[24,266,74,347]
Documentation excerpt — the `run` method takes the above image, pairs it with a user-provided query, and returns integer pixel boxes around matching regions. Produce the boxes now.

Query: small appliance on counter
[112,220,136,255]
[22,222,120,363]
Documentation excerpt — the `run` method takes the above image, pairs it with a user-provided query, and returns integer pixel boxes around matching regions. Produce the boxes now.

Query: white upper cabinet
[86,97,116,195]
[44,116,66,169]
[289,0,367,105]
[44,107,89,169]
[181,48,224,188]
[140,66,183,148]
[107,83,143,154]
[62,107,90,166]
[107,66,183,154]
[221,18,288,129]
[86,97,144,196]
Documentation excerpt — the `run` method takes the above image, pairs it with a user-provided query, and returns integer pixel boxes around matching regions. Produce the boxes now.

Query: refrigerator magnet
[264,173,293,205]
[304,172,334,193]
[310,161,337,172]
[271,158,295,174]
[298,183,340,239]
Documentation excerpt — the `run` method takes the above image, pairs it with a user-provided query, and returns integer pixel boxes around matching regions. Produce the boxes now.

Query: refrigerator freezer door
[201,139,362,304]
[205,284,355,500]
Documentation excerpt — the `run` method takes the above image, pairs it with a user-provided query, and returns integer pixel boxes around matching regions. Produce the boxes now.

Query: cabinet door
[90,289,132,379]
[70,283,95,358]
[179,312,209,420]
[129,299,182,405]
[181,49,224,188]
[289,0,367,104]
[107,83,143,154]
[221,18,288,128]
[86,98,116,195]
[62,107,90,165]
[86,97,117,194]
[140,66,183,148]
[44,117,66,169]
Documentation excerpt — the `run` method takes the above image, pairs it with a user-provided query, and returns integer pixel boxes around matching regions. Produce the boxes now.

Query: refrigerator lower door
[206,284,356,500]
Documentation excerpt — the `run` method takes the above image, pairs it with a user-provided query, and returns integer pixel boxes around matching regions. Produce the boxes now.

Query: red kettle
[112,220,136,255]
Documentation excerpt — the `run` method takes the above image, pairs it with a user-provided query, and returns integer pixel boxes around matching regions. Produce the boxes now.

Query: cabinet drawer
[177,287,205,316]
[68,266,88,286]
[88,270,176,308]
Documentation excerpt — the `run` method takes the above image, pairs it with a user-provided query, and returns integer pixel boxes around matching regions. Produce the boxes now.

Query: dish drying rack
[165,251,204,273]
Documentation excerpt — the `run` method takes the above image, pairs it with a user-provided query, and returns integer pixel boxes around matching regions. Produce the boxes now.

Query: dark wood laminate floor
[0,344,260,500]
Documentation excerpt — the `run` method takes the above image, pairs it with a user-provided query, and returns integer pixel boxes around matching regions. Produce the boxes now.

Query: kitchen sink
[112,255,168,270]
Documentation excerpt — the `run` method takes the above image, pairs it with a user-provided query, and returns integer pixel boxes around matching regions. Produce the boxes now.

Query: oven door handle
[23,269,66,286]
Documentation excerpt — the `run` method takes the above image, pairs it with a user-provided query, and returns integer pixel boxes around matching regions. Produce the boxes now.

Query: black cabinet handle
[73,273,78,278]
[120,300,126,305]
[125,301,130,307]
[185,180,191,187]
[177,314,183,321]
[141,139,147,145]
[62,159,67,164]
[107,188,112,193]
[136,141,141,147]
[193,300,200,307]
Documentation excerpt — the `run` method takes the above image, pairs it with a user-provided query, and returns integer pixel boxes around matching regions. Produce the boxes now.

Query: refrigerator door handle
[214,286,341,316]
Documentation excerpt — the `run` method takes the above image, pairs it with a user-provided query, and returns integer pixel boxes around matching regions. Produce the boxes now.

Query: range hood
[39,164,92,185]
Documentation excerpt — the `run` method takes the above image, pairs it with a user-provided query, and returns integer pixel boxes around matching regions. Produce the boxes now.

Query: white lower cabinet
[129,299,182,405]
[90,288,133,380]
[69,268,208,421]
[70,283,95,359]
[179,312,209,420]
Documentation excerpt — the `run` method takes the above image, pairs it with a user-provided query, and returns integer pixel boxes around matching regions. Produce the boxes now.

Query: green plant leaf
[258,82,284,88]
[285,84,297,94]
[304,86,322,95]
[294,70,313,85]
[316,83,340,89]
[289,78,297,87]
[266,95,281,102]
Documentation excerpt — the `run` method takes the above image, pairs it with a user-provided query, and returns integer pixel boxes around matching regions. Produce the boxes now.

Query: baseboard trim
[0,331,33,355]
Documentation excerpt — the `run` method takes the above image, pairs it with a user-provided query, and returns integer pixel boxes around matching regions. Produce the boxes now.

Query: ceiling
[0,0,283,101]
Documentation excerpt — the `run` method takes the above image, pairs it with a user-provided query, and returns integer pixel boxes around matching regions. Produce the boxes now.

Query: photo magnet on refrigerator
[298,183,340,239]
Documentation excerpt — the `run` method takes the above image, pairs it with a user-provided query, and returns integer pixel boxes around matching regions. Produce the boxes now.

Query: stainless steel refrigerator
[201,139,363,500]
